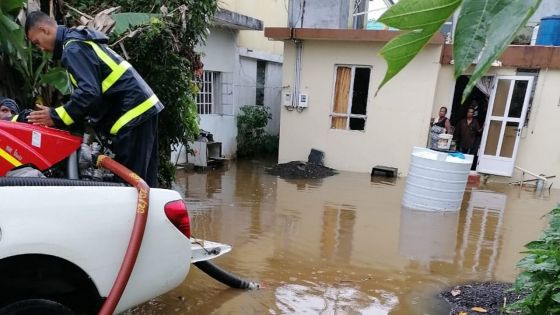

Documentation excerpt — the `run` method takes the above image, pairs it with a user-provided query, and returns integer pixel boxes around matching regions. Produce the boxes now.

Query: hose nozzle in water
[194,260,260,290]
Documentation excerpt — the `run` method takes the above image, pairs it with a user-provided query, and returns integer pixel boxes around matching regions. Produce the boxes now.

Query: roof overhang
[213,9,263,31]
[264,27,444,44]
[440,44,560,69]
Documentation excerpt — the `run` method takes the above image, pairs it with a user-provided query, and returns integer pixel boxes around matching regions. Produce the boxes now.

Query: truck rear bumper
[190,239,232,263]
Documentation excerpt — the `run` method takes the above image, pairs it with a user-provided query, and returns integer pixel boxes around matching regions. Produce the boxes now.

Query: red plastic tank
[0,120,82,176]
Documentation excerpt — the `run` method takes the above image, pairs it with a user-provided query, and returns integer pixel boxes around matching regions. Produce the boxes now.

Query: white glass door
[477,76,534,176]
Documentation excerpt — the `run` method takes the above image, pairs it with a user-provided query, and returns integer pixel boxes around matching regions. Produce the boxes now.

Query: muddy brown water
[129,159,558,314]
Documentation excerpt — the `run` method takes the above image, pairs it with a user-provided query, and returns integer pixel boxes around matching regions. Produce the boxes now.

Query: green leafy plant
[378,0,542,101]
[0,0,70,106]
[237,105,276,158]
[110,12,161,36]
[508,207,560,314]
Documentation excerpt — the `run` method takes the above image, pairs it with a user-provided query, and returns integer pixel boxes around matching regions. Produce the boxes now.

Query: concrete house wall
[278,39,442,176]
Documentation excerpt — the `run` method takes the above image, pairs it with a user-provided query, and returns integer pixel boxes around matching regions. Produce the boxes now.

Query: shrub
[236,105,277,157]
[508,207,560,314]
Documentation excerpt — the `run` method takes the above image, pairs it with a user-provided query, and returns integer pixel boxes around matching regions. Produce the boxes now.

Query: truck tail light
[164,200,191,238]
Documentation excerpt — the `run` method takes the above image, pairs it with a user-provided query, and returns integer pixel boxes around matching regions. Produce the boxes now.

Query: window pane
[197,70,219,115]
[484,120,502,156]
[500,122,518,158]
[256,60,266,105]
[508,80,528,118]
[333,67,351,114]
[350,68,370,115]
[492,80,510,117]
[349,117,365,130]
[331,117,347,129]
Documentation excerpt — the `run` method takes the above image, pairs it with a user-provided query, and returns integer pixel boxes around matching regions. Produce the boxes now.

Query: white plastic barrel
[402,147,473,211]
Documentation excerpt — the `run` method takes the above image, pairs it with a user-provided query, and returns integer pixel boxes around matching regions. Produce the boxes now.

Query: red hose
[96,155,150,315]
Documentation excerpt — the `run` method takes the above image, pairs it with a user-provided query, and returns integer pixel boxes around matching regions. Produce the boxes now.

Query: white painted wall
[219,0,287,56]
[201,28,237,73]
[235,56,258,111]
[279,40,442,175]
[514,70,560,187]
[198,28,238,158]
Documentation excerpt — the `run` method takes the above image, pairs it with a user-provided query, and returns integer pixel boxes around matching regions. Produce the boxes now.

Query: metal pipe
[67,151,79,179]
[293,40,303,109]
[515,166,547,181]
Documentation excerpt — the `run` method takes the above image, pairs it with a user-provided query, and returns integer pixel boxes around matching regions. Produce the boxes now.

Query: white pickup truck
[0,180,232,314]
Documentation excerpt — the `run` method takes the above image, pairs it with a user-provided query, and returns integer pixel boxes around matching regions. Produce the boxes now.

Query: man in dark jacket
[25,11,163,186]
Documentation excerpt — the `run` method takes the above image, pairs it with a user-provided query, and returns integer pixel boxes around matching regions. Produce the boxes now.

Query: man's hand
[28,104,55,127]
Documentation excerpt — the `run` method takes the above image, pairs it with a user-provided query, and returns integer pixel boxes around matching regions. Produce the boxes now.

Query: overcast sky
[367,0,398,20]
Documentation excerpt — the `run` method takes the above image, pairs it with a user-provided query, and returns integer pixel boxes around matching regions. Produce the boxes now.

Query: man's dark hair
[25,10,55,35]
[440,106,448,113]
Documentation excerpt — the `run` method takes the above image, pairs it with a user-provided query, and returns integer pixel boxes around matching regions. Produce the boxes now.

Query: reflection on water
[399,207,460,265]
[459,191,507,279]
[130,160,557,314]
[275,284,398,314]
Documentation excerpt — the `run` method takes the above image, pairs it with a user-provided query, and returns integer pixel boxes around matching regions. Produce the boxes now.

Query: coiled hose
[194,261,260,290]
[0,177,124,187]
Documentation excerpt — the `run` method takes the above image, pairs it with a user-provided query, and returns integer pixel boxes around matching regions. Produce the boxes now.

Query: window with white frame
[330,65,371,131]
[197,71,221,115]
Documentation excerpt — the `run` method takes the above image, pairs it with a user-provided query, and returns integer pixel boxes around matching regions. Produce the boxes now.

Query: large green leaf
[111,13,161,36]
[0,20,28,67]
[0,0,25,14]
[377,0,462,90]
[453,0,492,77]
[552,292,560,303]
[0,13,19,31]
[40,67,72,95]
[462,0,542,101]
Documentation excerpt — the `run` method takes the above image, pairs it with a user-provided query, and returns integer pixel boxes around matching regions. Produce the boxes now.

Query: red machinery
[0,120,81,176]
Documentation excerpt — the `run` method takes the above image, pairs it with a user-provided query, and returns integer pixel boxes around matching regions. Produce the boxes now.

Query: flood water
[130,159,558,314]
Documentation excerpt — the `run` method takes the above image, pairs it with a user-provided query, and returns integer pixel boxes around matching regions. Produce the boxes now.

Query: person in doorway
[430,106,452,149]
[0,97,20,121]
[455,107,483,156]
[25,11,163,186]
[470,99,486,125]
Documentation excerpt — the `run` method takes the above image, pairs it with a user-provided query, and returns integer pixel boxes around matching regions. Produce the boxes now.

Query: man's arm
[29,43,102,127]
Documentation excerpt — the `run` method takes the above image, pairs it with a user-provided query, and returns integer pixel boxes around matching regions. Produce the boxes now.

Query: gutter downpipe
[287,0,303,112]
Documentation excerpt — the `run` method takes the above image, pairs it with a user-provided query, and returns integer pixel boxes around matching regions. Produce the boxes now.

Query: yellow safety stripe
[69,73,77,87]
[10,115,18,122]
[64,40,130,93]
[110,95,159,135]
[85,41,119,68]
[0,147,22,167]
[102,61,131,93]
[54,106,75,126]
